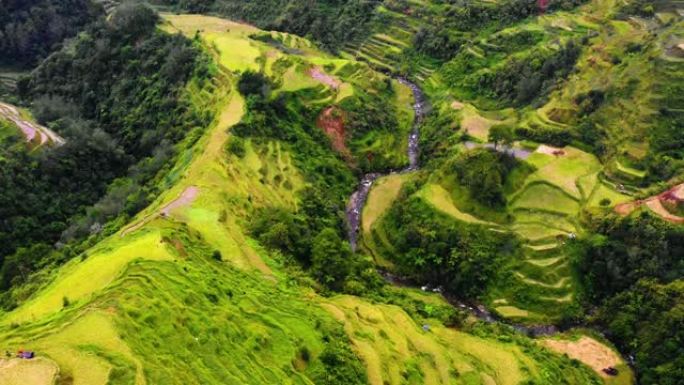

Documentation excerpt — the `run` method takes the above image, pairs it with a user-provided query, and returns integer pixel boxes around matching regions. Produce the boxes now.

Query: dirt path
[317,106,352,160]
[0,102,65,146]
[121,186,200,237]
[308,67,340,89]
[161,186,199,216]
[615,182,684,223]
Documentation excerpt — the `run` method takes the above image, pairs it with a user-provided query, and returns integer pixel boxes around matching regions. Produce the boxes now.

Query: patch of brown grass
[542,336,622,377]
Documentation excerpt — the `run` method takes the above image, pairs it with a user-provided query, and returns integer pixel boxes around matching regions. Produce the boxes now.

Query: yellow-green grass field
[4,230,174,324]
[362,173,410,233]
[416,183,492,225]
[0,357,58,385]
[511,183,580,216]
[321,294,600,385]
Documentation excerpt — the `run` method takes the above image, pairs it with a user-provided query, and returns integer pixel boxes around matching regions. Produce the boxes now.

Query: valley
[0,0,682,384]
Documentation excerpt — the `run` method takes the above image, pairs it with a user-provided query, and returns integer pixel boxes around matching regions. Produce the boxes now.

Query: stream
[344,77,560,337]
[346,78,427,251]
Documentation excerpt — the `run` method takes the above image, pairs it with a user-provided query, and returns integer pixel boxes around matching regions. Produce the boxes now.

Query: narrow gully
[346,77,427,251]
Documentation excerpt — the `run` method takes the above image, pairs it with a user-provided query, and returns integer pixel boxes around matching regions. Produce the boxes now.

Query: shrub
[226,136,246,158]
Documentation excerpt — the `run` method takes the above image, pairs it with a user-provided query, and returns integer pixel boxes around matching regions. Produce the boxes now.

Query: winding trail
[346,78,427,251]
[0,102,65,146]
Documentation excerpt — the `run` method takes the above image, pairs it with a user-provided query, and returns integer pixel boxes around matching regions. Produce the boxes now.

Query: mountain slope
[0,13,609,385]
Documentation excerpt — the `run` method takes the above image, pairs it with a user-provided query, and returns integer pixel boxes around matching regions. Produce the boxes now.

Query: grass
[322,295,532,385]
[416,183,492,225]
[494,305,531,318]
[511,183,580,216]
[4,230,174,324]
[459,104,516,141]
[362,173,410,233]
[0,357,58,385]
[522,147,602,199]
[587,182,632,208]
[0,10,636,384]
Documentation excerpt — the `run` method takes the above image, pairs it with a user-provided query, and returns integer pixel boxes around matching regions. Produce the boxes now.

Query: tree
[454,149,507,206]
[311,228,352,291]
[598,279,684,385]
[488,124,515,149]
[237,70,272,98]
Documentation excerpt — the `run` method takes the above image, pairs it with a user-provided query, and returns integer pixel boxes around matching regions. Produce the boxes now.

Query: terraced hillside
[0,13,617,385]
[361,143,633,323]
[354,0,684,327]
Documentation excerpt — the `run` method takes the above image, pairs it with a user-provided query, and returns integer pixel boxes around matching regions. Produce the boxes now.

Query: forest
[0,3,211,302]
[0,0,103,67]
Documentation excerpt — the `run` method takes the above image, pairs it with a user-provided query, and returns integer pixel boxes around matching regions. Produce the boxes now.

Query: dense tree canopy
[0,0,103,67]
[598,279,684,385]
[0,4,211,294]
[157,0,379,51]
[380,187,517,297]
[571,213,684,302]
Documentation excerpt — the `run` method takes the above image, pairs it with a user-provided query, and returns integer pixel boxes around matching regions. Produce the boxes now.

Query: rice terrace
[0,0,682,384]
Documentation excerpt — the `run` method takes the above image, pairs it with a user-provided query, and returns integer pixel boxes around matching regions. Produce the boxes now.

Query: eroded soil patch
[317,106,351,159]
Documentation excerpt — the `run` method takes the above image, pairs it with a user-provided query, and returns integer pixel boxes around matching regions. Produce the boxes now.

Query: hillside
[0,10,622,385]
[0,0,682,384]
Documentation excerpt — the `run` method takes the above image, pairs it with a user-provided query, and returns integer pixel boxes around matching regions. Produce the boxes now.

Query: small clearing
[462,114,494,141]
[0,358,59,385]
[495,305,530,318]
[536,144,565,156]
[451,101,465,110]
[122,186,200,237]
[362,173,408,233]
[308,66,340,89]
[542,336,623,378]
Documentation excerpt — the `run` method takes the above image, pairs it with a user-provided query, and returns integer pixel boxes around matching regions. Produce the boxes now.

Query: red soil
[317,106,351,159]
[308,67,340,89]
[615,182,684,223]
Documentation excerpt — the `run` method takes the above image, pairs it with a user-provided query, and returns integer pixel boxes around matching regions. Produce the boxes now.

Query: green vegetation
[2,0,683,383]
[157,0,378,51]
[0,4,213,301]
[571,213,684,302]
[597,279,684,385]
[371,185,517,298]
[0,0,103,67]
